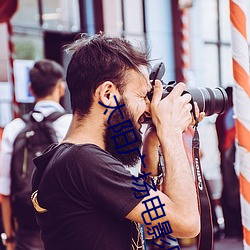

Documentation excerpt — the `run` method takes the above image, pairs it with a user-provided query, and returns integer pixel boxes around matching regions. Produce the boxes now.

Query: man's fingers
[180,92,192,104]
[194,102,205,122]
[199,112,205,122]
[193,102,199,119]
[167,82,186,99]
[192,102,205,124]
[151,80,163,107]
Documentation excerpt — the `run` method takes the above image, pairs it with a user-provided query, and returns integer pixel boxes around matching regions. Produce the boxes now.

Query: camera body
[147,62,228,116]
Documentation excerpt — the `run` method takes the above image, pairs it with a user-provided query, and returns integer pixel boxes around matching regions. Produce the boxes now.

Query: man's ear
[97,81,118,106]
[29,83,35,97]
[58,81,66,98]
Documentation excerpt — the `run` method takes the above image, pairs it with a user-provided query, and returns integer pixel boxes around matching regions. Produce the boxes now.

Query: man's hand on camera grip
[150,81,193,137]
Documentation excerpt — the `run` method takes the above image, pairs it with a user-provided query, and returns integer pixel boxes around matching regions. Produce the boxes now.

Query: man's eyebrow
[138,69,152,93]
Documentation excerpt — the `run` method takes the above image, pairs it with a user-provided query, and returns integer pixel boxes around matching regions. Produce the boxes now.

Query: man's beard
[104,99,143,167]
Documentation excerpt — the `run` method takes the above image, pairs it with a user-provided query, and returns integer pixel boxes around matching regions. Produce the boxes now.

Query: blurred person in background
[199,115,225,239]
[0,59,72,250]
[215,86,242,238]
[0,127,6,250]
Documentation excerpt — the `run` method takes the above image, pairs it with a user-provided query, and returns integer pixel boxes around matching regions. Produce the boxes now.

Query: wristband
[145,149,164,186]
[1,233,15,246]
[146,172,163,186]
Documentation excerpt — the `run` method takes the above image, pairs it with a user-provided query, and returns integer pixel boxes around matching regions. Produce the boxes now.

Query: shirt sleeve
[0,119,25,195]
[74,145,149,220]
[52,114,72,142]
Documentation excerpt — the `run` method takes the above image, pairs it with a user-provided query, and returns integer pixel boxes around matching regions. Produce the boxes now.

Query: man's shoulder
[51,113,72,128]
[2,118,26,140]
[73,144,130,175]
[53,113,72,122]
[74,144,109,159]
[40,143,126,177]
[4,117,25,129]
[43,143,106,162]
[68,144,122,168]
[35,144,109,180]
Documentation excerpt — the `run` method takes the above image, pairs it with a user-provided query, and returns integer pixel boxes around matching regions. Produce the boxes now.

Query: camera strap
[192,122,214,250]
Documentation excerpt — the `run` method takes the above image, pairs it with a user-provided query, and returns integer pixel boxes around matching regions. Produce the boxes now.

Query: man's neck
[62,114,106,149]
[35,95,60,103]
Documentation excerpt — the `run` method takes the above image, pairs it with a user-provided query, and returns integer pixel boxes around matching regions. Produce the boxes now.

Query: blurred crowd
[200,86,242,240]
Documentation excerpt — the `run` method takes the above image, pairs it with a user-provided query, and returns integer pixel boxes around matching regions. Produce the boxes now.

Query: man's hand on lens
[188,102,205,131]
[150,80,195,137]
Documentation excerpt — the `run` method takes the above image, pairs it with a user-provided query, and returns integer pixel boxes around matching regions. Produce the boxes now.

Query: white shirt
[0,101,72,195]
[199,115,221,181]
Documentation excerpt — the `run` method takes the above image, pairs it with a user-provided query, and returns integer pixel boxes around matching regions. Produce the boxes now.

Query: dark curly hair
[29,59,64,98]
[65,32,150,117]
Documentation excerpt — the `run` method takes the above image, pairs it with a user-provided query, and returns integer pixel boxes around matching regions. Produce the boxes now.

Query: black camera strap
[192,120,214,250]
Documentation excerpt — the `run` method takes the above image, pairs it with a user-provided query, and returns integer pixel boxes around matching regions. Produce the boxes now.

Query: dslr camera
[147,62,228,116]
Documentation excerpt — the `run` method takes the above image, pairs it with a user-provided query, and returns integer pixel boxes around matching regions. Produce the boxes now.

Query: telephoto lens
[148,62,228,116]
[187,87,228,116]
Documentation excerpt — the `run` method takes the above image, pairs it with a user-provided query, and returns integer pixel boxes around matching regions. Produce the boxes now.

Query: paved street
[182,237,243,250]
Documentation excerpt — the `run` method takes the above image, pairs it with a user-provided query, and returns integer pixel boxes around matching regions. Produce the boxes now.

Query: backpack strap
[43,111,66,123]
[21,110,66,123]
[19,110,66,148]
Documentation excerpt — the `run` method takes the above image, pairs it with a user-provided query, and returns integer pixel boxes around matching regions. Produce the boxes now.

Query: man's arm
[126,81,200,238]
[141,126,160,176]
[0,121,23,250]
[141,125,163,192]
[1,195,15,250]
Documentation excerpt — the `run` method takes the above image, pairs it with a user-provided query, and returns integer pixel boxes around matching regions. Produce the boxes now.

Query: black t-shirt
[33,143,146,250]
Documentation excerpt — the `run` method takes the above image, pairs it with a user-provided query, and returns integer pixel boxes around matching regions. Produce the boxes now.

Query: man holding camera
[31,33,202,250]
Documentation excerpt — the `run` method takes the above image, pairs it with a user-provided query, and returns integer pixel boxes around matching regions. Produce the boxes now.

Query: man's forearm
[160,132,198,212]
[142,125,161,174]
[142,126,197,204]
[142,150,159,175]
[1,195,14,237]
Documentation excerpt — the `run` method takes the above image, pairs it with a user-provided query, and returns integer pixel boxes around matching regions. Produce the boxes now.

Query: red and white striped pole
[6,20,19,118]
[179,4,194,162]
[180,8,190,83]
[179,6,194,165]
[230,0,250,248]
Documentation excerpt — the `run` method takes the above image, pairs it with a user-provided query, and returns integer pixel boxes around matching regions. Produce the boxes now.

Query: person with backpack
[0,59,72,250]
